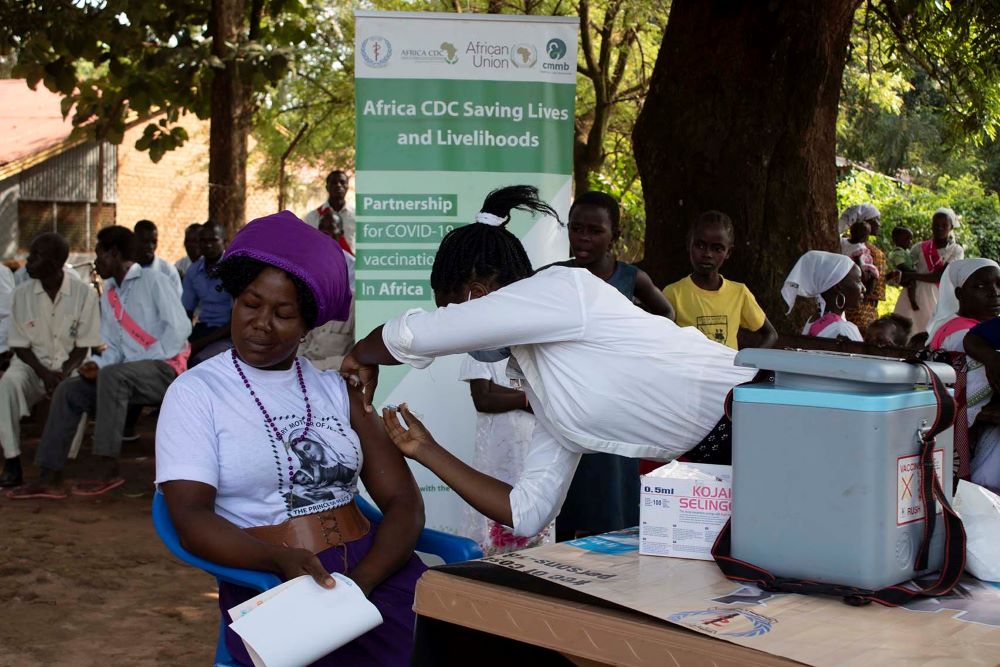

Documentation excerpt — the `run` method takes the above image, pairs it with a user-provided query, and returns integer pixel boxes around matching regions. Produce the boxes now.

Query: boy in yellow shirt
[663,211,777,349]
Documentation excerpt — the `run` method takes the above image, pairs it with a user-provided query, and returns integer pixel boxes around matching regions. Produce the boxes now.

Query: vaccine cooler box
[730,349,955,590]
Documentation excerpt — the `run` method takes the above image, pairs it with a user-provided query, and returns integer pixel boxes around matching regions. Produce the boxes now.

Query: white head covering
[782,250,857,315]
[934,207,959,228]
[838,203,881,234]
[926,258,1000,340]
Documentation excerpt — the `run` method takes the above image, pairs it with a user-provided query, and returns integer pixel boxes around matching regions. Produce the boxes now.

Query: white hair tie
[475,212,506,227]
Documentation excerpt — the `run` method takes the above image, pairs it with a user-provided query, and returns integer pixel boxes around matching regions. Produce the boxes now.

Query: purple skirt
[219,528,427,666]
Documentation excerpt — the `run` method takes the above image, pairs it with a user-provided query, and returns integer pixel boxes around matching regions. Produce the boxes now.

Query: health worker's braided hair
[430,185,560,295]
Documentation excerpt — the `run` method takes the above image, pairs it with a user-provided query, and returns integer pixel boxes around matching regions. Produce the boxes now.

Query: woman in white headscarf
[927,258,1000,352]
[782,250,866,341]
[927,258,1000,492]
[895,207,965,334]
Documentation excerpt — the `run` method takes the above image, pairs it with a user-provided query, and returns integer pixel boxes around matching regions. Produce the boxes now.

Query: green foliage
[836,168,1000,260]
[840,5,986,186]
[252,1,356,188]
[869,0,1000,143]
[1,0,313,159]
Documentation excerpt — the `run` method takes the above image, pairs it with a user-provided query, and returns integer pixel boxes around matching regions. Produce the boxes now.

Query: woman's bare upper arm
[160,479,218,521]
[349,387,422,510]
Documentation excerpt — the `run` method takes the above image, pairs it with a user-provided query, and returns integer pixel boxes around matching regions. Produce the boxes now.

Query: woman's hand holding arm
[161,480,335,588]
[341,325,398,412]
[351,388,424,597]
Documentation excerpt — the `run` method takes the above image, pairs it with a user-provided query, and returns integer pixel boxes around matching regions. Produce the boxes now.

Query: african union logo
[667,608,775,638]
[361,36,392,68]
[547,38,567,60]
[510,43,537,68]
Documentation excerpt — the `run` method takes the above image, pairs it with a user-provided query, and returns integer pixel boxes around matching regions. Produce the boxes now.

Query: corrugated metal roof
[0,80,75,166]
[19,141,117,203]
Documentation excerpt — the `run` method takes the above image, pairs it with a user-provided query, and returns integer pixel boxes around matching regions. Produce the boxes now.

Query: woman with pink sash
[927,258,1000,353]
[782,250,866,342]
[895,208,965,334]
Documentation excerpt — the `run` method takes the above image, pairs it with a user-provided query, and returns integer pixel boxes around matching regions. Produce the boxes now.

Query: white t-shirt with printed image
[155,351,362,529]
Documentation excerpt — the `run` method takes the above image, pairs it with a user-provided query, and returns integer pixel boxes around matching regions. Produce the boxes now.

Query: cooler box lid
[734,348,955,394]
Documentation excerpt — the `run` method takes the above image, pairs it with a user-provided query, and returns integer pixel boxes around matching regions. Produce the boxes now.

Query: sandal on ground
[6,483,69,500]
[71,477,125,497]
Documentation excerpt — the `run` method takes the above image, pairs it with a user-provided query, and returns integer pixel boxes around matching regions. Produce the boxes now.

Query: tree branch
[249,0,264,41]
[579,0,599,80]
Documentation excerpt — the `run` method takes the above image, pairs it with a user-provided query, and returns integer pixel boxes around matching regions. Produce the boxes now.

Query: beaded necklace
[231,349,313,515]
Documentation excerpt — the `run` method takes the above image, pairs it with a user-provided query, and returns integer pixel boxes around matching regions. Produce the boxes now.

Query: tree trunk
[633,0,860,329]
[209,0,251,238]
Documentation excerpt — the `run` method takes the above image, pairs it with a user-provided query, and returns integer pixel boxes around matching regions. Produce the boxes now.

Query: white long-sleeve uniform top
[93,263,192,368]
[383,266,756,536]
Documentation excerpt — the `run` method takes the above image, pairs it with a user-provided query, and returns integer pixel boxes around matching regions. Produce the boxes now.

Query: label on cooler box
[639,474,732,561]
[897,449,944,526]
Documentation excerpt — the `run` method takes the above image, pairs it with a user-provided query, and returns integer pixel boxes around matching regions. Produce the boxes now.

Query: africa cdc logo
[361,36,392,68]
[547,38,567,60]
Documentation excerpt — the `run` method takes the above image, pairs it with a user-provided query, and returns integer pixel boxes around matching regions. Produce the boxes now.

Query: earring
[835,292,846,310]
[299,336,307,343]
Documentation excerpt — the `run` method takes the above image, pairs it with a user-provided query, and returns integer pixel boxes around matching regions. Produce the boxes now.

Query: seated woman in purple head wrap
[155,211,425,666]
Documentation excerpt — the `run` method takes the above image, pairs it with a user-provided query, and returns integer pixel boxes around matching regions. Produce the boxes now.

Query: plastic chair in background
[152,490,482,666]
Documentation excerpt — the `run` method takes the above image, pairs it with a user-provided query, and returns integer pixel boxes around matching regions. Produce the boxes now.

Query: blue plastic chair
[152,490,482,666]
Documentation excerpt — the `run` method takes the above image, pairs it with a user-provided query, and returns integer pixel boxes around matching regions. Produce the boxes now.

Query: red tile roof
[0,80,75,167]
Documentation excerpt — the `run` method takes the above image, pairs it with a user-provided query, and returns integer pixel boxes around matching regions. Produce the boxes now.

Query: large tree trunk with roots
[209,0,252,237]
[633,0,860,329]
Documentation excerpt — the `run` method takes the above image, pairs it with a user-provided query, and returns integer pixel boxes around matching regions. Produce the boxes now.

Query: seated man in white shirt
[0,233,102,488]
[8,226,191,499]
[0,263,14,368]
[134,219,183,296]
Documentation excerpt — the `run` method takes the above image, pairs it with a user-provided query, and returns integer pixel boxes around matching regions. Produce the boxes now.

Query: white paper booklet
[227,572,383,667]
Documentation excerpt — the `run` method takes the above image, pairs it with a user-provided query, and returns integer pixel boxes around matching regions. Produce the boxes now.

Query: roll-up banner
[354,11,577,533]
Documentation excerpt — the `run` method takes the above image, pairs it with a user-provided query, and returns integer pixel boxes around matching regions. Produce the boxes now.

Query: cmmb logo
[547,38,567,60]
[544,37,571,72]
[361,36,392,68]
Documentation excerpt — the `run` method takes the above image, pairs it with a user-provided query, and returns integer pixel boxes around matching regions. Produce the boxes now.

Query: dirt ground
[0,411,217,666]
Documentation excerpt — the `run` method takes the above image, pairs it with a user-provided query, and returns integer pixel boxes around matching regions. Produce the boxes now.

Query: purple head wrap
[219,210,351,326]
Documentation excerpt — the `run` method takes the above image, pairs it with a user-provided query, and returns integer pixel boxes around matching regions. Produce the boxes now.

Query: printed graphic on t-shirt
[696,315,728,345]
[267,415,361,517]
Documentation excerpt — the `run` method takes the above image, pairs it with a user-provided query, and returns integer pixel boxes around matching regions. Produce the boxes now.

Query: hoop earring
[835,292,847,310]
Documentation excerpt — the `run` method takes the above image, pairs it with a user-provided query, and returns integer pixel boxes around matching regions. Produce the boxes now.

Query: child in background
[663,211,777,349]
[888,226,920,312]
[554,191,674,318]
[459,356,552,554]
[841,221,880,282]
[865,314,913,348]
[552,191,672,540]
